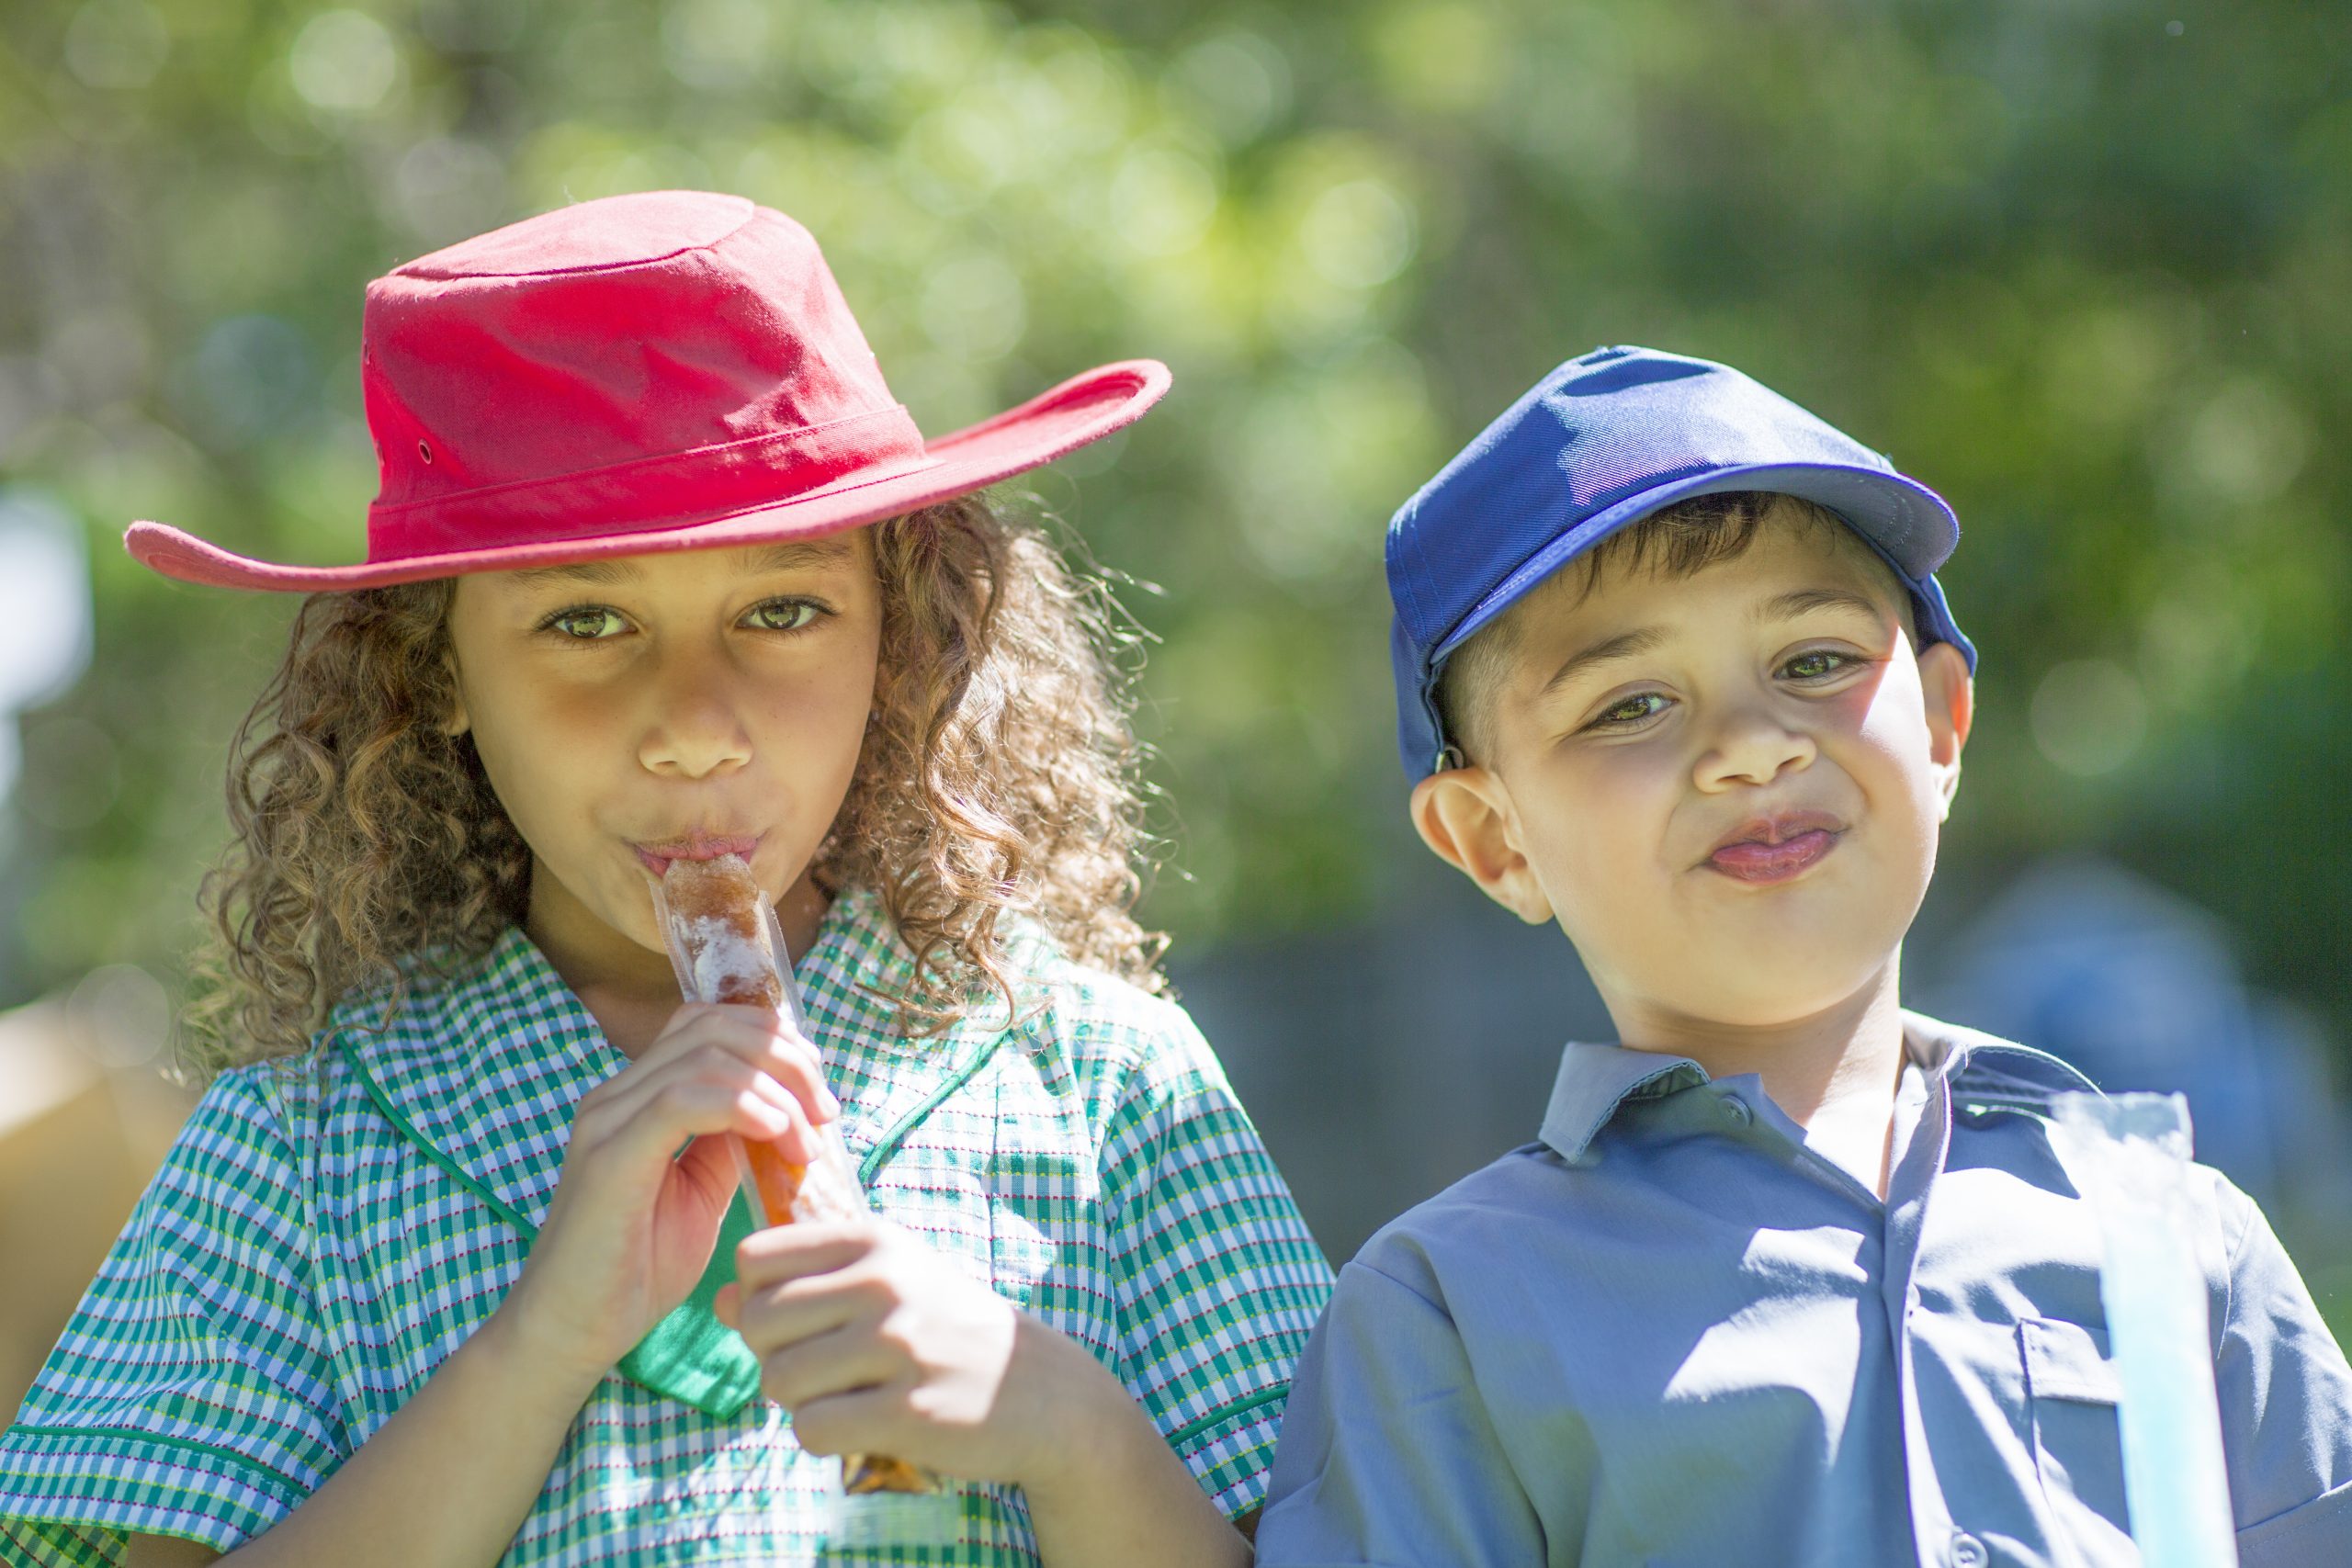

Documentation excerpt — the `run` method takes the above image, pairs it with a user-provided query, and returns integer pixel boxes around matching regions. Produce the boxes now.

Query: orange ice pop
[649,853,931,1494]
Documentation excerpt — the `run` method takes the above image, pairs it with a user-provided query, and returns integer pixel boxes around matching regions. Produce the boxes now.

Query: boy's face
[1411,512,1973,1038]
[444,533,882,974]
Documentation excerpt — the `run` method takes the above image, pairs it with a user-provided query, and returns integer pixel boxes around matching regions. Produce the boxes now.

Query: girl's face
[445,534,882,980]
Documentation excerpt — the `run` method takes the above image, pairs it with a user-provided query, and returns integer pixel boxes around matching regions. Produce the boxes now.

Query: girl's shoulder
[968,905,1235,1119]
[822,886,1227,1109]
[194,926,556,1156]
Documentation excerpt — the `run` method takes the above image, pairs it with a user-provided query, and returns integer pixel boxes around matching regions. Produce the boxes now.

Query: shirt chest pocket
[856,1054,1081,1314]
[2019,1316,2132,1544]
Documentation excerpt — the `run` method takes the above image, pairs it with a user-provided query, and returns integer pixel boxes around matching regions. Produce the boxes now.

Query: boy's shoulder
[1340,1137,1579,1310]
[1343,1009,2269,1314]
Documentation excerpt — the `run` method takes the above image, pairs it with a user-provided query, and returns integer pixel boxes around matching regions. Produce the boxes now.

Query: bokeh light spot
[288,10,399,114]
[2031,660,2150,778]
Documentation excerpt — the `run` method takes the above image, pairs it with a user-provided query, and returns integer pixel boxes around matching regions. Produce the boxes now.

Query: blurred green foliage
[1,0,2346,1080]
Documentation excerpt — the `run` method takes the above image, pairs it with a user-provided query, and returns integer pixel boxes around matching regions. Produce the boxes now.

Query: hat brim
[125,359,1170,592]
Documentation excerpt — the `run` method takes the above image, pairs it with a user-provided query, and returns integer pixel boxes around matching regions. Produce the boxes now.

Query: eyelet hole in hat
[417,438,434,465]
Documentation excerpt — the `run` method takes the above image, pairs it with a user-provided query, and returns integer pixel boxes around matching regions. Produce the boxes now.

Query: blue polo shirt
[1255,1010,2352,1568]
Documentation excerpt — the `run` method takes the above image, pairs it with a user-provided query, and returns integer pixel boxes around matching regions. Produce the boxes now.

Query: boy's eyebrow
[1537,587,1888,697]
[1755,587,1888,625]
[503,538,857,589]
[1537,626,1672,699]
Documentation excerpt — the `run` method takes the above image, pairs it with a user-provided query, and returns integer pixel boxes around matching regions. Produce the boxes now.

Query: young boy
[1253,345,2352,1567]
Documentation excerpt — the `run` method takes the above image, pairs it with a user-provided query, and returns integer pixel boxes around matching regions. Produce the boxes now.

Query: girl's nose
[638,647,754,779]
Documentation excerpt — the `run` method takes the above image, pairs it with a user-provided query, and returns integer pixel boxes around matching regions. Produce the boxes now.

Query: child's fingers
[673,1131,740,1207]
[754,1323,898,1411]
[585,1044,816,1157]
[786,1379,916,1460]
[736,1221,877,1288]
[734,1265,887,1354]
[576,1073,818,1176]
[579,1047,808,1147]
[593,1010,840,1131]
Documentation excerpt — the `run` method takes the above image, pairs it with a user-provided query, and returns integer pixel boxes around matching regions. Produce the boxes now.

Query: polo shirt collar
[1534,1007,2097,1163]
[1537,1045,1711,1163]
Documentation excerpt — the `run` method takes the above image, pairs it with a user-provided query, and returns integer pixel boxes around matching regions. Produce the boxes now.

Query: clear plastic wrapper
[646,854,945,1518]
[2049,1091,2239,1568]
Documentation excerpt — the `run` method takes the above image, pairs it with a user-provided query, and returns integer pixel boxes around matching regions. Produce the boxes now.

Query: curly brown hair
[178,493,1165,1087]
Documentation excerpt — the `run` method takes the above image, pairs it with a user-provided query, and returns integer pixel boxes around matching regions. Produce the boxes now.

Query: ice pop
[2050,1092,2239,1568]
[647,852,932,1496]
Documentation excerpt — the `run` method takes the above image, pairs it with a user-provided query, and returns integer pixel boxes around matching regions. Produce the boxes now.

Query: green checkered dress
[0,889,1334,1565]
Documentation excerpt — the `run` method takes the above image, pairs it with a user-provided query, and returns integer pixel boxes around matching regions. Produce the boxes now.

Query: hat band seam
[365,448,945,561]
[372,403,922,515]
[368,407,933,561]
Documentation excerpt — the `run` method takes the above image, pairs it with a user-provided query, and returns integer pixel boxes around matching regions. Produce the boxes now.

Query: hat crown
[358,190,911,540]
[393,189,753,278]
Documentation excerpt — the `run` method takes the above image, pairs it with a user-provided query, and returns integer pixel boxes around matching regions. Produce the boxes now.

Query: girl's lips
[1707,829,1839,884]
[632,834,762,876]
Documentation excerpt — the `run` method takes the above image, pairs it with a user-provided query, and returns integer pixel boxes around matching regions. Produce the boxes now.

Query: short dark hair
[1432,491,1916,766]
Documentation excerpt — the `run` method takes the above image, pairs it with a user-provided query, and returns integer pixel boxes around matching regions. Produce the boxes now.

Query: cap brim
[1398,459,1972,780]
[125,359,1171,592]
[1430,460,1960,665]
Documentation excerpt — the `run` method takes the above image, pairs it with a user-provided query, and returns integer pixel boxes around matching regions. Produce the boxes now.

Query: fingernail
[819,1085,842,1120]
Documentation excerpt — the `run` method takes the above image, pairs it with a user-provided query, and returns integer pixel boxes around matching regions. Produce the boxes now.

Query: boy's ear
[1917,640,1973,821]
[1410,766,1555,924]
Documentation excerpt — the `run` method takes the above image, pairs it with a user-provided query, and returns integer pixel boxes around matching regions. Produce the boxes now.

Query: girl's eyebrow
[504,538,856,590]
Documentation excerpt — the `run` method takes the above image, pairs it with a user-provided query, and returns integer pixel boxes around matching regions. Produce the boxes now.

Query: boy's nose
[1692,708,1816,791]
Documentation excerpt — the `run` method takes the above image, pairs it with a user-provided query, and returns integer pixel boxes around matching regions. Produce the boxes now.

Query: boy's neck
[1609,956,1911,1134]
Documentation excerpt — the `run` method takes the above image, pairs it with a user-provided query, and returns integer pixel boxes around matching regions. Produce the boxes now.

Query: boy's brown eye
[1785,650,1850,680]
[1592,693,1668,728]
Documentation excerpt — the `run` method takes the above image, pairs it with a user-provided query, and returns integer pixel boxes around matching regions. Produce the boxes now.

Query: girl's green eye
[547,607,625,639]
[744,599,820,632]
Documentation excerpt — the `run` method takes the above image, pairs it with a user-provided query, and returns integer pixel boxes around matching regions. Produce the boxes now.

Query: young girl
[0,190,1333,1567]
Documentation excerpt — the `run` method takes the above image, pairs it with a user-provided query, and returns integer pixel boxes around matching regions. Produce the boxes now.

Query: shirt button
[1722,1094,1753,1126]
[1949,1530,1988,1568]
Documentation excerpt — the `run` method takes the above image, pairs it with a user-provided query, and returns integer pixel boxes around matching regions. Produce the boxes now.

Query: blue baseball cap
[1388,344,1976,779]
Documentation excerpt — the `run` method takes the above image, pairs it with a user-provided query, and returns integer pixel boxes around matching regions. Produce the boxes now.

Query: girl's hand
[495,1001,842,1394]
[712,1220,1117,1490]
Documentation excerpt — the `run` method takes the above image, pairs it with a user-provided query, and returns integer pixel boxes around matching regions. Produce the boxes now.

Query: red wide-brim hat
[127,190,1170,592]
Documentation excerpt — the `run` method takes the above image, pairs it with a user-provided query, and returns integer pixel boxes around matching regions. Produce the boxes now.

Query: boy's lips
[632,831,763,876]
[1703,810,1845,884]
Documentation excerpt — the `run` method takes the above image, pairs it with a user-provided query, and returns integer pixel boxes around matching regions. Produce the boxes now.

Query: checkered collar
[320,886,992,1238]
